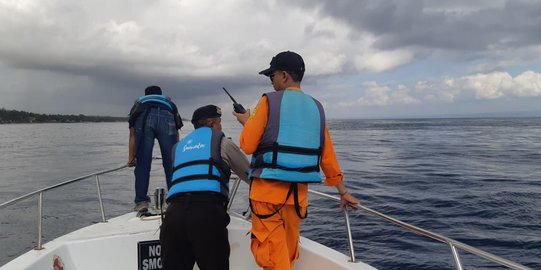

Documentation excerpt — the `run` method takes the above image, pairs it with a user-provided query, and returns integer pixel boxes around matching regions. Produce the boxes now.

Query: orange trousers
[249,201,306,270]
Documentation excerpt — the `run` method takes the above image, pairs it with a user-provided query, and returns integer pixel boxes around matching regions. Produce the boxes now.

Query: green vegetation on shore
[0,108,126,124]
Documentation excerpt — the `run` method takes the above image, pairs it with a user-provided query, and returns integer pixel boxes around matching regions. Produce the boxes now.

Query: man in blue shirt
[127,85,183,211]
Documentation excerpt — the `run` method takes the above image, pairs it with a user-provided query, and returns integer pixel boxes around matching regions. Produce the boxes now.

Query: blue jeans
[134,107,178,203]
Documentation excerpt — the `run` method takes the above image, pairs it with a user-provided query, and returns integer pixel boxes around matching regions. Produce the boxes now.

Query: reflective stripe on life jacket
[250,89,325,183]
[138,95,174,111]
[167,127,231,202]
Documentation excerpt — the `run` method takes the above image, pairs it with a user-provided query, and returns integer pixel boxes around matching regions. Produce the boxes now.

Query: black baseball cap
[145,85,162,95]
[259,51,305,76]
[191,105,222,124]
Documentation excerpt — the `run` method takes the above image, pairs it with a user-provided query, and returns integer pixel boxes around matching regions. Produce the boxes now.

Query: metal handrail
[307,190,357,262]
[1,169,534,270]
[307,189,533,270]
[0,164,128,209]
[0,164,128,249]
[226,179,532,269]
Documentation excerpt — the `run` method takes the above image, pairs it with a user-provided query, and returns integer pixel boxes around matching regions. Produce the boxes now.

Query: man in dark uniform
[160,105,250,270]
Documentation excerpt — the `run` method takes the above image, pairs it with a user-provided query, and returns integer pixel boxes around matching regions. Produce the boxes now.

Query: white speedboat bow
[0,211,374,270]
[0,164,532,270]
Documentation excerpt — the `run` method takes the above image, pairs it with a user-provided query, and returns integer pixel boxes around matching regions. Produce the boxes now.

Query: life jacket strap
[171,158,230,194]
[253,143,322,173]
[170,174,223,186]
[253,163,320,172]
[292,183,307,219]
[173,159,213,173]
[256,143,322,155]
[249,182,307,220]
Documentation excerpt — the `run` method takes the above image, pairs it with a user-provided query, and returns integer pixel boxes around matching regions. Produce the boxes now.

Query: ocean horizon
[1,118,539,269]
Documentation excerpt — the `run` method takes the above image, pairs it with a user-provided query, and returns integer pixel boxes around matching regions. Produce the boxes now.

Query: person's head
[145,85,162,95]
[191,105,222,130]
[259,51,305,91]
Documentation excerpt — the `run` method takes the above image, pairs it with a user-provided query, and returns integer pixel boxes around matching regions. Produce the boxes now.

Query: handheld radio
[222,87,247,113]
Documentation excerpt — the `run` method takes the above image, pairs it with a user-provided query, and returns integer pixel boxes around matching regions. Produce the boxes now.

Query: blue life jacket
[167,127,231,202]
[137,95,174,110]
[128,95,180,128]
[250,89,325,183]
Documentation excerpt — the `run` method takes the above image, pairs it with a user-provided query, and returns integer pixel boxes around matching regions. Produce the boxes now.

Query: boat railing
[227,177,532,270]
[0,164,128,250]
[303,189,533,270]
[0,164,533,270]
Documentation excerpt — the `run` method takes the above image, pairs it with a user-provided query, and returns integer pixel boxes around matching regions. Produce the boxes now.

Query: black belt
[168,192,226,204]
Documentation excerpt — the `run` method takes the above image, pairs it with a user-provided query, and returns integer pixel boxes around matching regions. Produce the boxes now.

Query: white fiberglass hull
[1,212,376,270]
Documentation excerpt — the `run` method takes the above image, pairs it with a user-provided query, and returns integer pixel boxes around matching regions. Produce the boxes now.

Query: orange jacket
[240,88,343,207]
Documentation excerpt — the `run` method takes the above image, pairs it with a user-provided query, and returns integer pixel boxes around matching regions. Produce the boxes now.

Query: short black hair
[286,71,303,82]
[193,118,219,129]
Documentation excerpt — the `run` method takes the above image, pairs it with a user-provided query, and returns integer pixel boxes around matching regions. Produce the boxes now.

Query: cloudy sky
[1,0,541,119]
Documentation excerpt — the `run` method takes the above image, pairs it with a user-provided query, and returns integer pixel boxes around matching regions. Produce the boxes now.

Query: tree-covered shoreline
[0,108,126,124]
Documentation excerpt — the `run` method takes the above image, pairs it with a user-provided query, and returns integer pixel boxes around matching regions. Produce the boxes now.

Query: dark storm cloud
[1,0,540,118]
[73,72,263,117]
[293,0,541,52]
[0,45,264,116]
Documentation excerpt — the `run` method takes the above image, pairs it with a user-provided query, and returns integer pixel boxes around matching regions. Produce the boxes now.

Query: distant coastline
[0,108,126,124]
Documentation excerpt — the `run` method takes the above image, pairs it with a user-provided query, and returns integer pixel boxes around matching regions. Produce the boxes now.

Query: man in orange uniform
[233,51,360,270]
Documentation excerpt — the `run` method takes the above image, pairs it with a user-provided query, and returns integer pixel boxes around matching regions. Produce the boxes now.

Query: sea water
[0,119,540,269]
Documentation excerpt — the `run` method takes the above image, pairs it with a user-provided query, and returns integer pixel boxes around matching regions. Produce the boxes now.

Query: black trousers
[160,194,230,270]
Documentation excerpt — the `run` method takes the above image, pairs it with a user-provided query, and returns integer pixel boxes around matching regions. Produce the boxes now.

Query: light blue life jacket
[167,127,231,202]
[138,94,174,111]
[250,89,325,183]
[128,94,180,128]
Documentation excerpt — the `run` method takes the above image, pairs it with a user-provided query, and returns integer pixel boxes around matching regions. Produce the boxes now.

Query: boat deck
[1,212,376,270]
